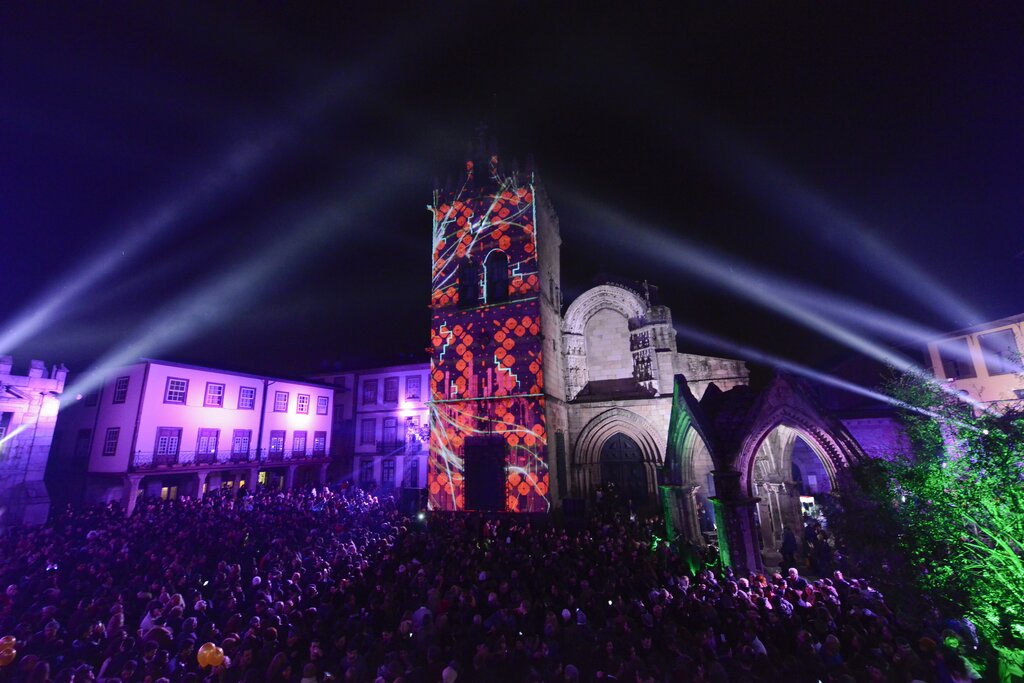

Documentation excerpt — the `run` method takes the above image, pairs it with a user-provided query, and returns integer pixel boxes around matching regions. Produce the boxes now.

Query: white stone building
[0,356,67,526]
[49,359,333,514]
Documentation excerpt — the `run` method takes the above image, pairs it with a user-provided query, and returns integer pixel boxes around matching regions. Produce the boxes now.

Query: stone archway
[574,407,663,505]
[562,285,648,400]
[600,433,648,505]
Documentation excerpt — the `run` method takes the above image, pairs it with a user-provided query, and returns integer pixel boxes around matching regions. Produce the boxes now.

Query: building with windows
[49,359,333,514]
[309,363,429,506]
[0,357,67,526]
[926,313,1024,412]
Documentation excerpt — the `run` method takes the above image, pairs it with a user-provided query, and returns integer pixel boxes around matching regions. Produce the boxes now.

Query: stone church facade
[427,149,871,571]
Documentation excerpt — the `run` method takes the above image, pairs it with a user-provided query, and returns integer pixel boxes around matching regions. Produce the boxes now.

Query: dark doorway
[464,435,507,511]
[600,433,649,506]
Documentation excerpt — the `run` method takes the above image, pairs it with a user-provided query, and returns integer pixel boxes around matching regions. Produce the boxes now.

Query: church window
[457,259,480,309]
[484,250,509,304]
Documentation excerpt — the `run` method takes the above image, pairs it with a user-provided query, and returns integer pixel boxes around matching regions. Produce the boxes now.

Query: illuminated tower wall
[428,153,565,512]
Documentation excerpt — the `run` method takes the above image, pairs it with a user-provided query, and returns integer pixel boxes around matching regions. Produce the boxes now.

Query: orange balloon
[207,647,225,667]
[197,642,216,667]
[0,637,13,650]
[0,648,16,667]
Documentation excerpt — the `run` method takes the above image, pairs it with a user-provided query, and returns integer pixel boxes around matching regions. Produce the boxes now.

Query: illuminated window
[274,391,289,412]
[103,427,119,456]
[197,428,219,458]
[362,380,378,405]
[484,250,509,304]
[937,338,976,380]
[316,395,329,415]
[360,418,375,445]
[155,427,181,464]
[297,394,310,414]
[979,329,1020,376]
[405,376,421,400]
[238,386,256,410]
[457,259,480,309]
[160,485,178,500]
[292,431,307,455]
[112,376,130,404]
[164,378,189,404]
[204,383,225,407]
[232,429,251,457]
[313,431,327,455]
[384,377,399,403]
[269,430,285,453]
[382,459,395,487]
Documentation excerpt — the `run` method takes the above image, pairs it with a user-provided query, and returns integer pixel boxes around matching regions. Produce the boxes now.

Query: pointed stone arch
[574,407,663,502]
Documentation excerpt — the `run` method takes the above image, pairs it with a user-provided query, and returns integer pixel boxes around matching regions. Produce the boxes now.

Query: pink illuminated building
[49,359,333,514]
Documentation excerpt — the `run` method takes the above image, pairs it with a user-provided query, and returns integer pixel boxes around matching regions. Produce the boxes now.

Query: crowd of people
[0,485,983,683]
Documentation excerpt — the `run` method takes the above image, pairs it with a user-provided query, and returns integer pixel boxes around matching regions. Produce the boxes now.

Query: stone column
[710,470,763,573]
[194,471,209,500]
[123,474,144,516]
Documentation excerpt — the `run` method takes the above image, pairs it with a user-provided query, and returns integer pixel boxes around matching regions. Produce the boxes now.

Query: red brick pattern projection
[428,161,550,512]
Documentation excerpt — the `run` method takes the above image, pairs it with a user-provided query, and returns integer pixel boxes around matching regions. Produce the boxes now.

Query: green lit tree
[877,372,1024,678]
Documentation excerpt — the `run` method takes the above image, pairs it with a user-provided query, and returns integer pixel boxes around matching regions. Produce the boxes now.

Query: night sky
[3,4,1024,386]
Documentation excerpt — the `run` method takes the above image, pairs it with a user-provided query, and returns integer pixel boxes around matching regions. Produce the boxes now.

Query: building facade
[0,357,67,526]
[49,359,333,514]
[310,363,430,505]
[926,313,1024,412]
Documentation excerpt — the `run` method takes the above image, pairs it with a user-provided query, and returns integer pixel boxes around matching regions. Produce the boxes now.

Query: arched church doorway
[749,425,835,567]
[601,433,648,506]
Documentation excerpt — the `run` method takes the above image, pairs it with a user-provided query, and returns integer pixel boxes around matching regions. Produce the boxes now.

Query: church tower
[427,142,566,512]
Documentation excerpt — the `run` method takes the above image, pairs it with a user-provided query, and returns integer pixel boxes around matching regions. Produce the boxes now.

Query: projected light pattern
[428,159,549,512]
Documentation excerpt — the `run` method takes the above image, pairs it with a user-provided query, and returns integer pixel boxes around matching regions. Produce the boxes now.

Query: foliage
[869,372,1024,669]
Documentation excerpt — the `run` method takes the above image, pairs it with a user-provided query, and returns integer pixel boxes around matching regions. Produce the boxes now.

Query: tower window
[457,259,480,309]
[484,250,509,304]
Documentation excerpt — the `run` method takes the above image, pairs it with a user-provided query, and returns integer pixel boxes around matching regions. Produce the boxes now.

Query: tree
[870,372,1024,678]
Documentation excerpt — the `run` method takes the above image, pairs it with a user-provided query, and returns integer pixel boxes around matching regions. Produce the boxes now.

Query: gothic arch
[736,405,862,496]
[574,407,663,499]
[563,285,649,399]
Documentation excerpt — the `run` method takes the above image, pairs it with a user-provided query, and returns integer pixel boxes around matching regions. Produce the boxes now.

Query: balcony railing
[131,448,329,471]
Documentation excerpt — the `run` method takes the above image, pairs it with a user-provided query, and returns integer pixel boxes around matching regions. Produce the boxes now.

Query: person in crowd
[0,483,970,682]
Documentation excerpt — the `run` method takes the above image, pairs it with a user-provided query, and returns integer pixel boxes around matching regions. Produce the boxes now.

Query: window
[359,459,374,484]
[403,459,419,488]
[484,250,510,304]
[274,391,289,412]
[238,386,256,410]
[292,431,307,455]
[360,418,376,445]
[362,379,378,405]
[457,259,480,309]
[269,430,285,453]
[103,427,119,456]
[160,486,178,501]
[313,431,327,455]
[383,377,399,403]
[197,428,220,457]
[164,378,189,404]
[382,417,398,446]
[155,427,182,464]
[316,395,329,415]
[382,459,395,487]
[232,429,252,457]
[204,382,225,407]
[937,338,977,380]
[297,394,310,414]
[112,376,130,404]
[979,329,1020,376]
[405,376,421,401]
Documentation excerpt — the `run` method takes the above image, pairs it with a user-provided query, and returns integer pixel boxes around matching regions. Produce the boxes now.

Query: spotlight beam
[564,193,985,409]
[673,323,983,433]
